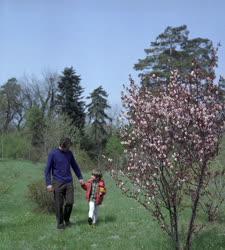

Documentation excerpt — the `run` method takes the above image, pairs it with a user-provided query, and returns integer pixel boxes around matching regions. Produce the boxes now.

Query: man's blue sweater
[45,148,83,186]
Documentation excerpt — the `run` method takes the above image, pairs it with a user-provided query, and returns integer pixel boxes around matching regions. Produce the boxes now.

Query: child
[81,169,106,225]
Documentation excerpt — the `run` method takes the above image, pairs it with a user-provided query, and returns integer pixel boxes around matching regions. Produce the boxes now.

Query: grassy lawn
[0,160,225,250]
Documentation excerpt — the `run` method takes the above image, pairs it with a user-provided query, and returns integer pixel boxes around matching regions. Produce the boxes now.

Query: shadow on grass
[75,218,89,225]
[75,215,117,226]
[98,215,117,225]
[0,218,35,232]
[103,215,117,223]
[0,222,15,232]
[0,159,10,163]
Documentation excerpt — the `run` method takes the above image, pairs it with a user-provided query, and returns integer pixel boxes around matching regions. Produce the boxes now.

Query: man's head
[59,137,72,151]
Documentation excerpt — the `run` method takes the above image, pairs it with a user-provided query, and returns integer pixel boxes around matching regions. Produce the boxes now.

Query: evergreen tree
[86,86,111,156]
[26,106,45,148]
[57,67,85,129]
[26,105,46,161]
[0,78,23,131]
[134,25,215,87]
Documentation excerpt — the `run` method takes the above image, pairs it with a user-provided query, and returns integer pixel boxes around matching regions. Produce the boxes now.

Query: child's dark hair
[92,169,102,178]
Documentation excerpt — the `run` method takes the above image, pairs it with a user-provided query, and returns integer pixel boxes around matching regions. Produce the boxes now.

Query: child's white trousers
[88,201,98,224]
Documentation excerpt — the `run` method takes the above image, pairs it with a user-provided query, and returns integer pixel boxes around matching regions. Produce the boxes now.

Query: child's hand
[81,183,87,190]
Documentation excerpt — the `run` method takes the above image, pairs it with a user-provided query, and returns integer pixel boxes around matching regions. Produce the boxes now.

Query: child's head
[92,169,102,180]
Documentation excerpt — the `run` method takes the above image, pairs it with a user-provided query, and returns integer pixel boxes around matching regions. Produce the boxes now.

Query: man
[45,137,84,229]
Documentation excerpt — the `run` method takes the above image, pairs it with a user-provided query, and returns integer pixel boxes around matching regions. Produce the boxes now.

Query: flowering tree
[110,67,225,249]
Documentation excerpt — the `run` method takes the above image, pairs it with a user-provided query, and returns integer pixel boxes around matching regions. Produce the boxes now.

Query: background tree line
[0,67,122,165]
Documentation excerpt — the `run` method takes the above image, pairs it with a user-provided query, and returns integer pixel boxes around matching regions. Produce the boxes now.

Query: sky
[0,0,225,107]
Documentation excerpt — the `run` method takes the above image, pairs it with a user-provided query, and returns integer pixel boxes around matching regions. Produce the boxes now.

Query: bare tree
[20,71,59,122]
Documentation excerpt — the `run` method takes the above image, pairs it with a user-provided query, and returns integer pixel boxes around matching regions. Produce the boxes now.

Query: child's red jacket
[81,178,106,205]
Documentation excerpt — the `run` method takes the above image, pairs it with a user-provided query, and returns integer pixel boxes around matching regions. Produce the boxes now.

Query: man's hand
[47,185,54,192]
[79,179,84,185]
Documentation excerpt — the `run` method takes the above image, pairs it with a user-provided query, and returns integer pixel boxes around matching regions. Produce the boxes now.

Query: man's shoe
[57,223,65,230]
[88,217,93,225]
[65,221,73,227]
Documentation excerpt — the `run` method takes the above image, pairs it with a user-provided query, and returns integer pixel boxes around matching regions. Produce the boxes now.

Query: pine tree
[86,86,111,155]
[26,105,45,148]
[57,67,85,129]
[134,25,215,87]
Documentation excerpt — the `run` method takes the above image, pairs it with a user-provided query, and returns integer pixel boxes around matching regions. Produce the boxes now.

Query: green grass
[0,160,170,250]
[0,160,225,250]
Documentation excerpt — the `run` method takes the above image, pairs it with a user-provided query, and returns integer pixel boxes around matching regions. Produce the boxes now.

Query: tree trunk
[173,205,180,250]
[185,160,207,250]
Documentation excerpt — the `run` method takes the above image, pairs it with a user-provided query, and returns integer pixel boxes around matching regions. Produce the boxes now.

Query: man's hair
[59,137,72,148]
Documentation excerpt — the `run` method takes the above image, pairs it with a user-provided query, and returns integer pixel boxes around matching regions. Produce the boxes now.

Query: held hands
[80,179,87,191]
[79,179,85,185]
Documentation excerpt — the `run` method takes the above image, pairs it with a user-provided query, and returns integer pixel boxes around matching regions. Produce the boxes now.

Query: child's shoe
[88,217,93,225]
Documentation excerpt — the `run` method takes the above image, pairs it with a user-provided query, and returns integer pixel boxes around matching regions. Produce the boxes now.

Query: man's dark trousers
[53,180,74,226]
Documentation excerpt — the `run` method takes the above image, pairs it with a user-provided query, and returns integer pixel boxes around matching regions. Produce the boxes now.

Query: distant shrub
[105,135,124,159]
[27,180,55,213]
[44,114,81,155]
[28,147,44,163]
[74,148,95,171]
[0,132,30,159]
[0,182,11,197]
[102,134,126,170]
